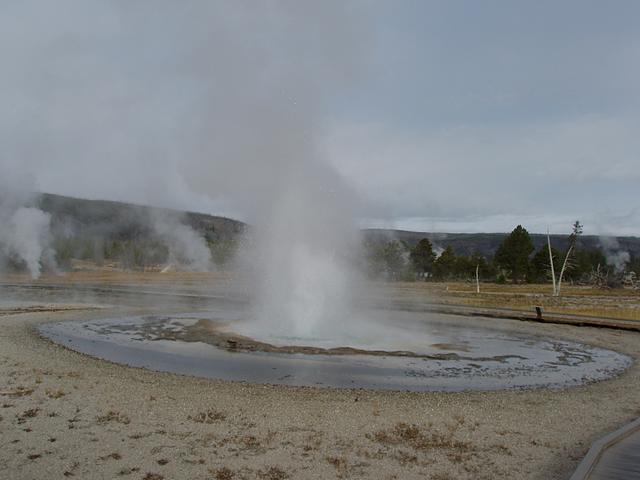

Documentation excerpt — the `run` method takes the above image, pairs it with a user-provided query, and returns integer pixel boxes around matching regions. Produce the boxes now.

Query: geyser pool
[39,305,632,392]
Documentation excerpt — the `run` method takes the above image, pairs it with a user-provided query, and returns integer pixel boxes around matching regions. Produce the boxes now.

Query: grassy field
[388,281,640,321]
[2,267,639,322]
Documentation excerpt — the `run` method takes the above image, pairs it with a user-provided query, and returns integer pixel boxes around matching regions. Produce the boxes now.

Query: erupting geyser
[241,161,363,342]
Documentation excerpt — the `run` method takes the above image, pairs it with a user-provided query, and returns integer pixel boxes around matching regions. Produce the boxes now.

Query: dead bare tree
[589,264,609,288]
[547,221,582,296]
[547,228,557,295]
[589,264,634,289]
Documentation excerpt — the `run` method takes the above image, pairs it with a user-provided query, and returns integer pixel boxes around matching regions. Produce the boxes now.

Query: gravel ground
[1,284,639,480]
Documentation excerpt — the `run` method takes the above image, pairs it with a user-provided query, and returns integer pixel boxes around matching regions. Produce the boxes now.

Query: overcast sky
[1,0,639,235]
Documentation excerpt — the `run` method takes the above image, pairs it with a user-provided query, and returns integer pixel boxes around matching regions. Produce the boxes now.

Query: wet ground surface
[38,305,632,392]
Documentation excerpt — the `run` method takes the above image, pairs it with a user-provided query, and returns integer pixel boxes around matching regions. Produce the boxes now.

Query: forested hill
[38,193,245,242]
[362,229,640,258]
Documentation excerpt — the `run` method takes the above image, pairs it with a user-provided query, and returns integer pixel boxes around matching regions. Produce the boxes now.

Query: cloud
[324,114,640,234]
[1,1,638,237]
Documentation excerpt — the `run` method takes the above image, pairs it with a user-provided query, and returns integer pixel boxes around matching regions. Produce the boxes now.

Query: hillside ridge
[34,193,640,259]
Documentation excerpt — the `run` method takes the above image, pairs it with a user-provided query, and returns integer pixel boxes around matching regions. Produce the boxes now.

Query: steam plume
[0,178,56,278]
[1,2,370,333]
[152,213,212,272]
[599,236,630,273]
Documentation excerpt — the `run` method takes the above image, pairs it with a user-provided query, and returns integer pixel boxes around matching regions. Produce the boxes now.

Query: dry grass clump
[99,452,122,461]
[142,474,164,480]
[231,430,277,453]
[238,435,261,449]
[96,410,130,425]
[117,467,140,476]
[258,466,289,480]
[370,422,472,453]
[393,450,418,465]
[212,467,234,480]
[188,409,226,424]
[17,407,40,423]
[326,456,347,469]
[430,473,456,480]
[326,456,349,476]
[20,407,40,418]
[63,461,79,477]
[1,386,34,397]
[46,388,66,399]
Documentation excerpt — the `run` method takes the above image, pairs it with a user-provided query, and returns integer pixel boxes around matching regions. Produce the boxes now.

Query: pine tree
[409,238,436,280]
[434,245,457,279]
[494,225,534,283]
[530,245,561,283]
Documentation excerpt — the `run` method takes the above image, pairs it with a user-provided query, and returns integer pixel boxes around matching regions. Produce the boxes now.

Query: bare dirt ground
[1,272,639,479]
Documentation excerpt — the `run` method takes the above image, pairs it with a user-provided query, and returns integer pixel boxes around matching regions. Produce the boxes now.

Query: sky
[1,0,639,235]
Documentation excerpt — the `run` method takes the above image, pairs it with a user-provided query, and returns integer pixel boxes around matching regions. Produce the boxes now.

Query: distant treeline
[363,224,640,285]
[47,227,640,285]
[52,235,238,270]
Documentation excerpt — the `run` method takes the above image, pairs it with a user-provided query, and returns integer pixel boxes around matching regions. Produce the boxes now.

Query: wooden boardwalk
[571,418,640,480]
